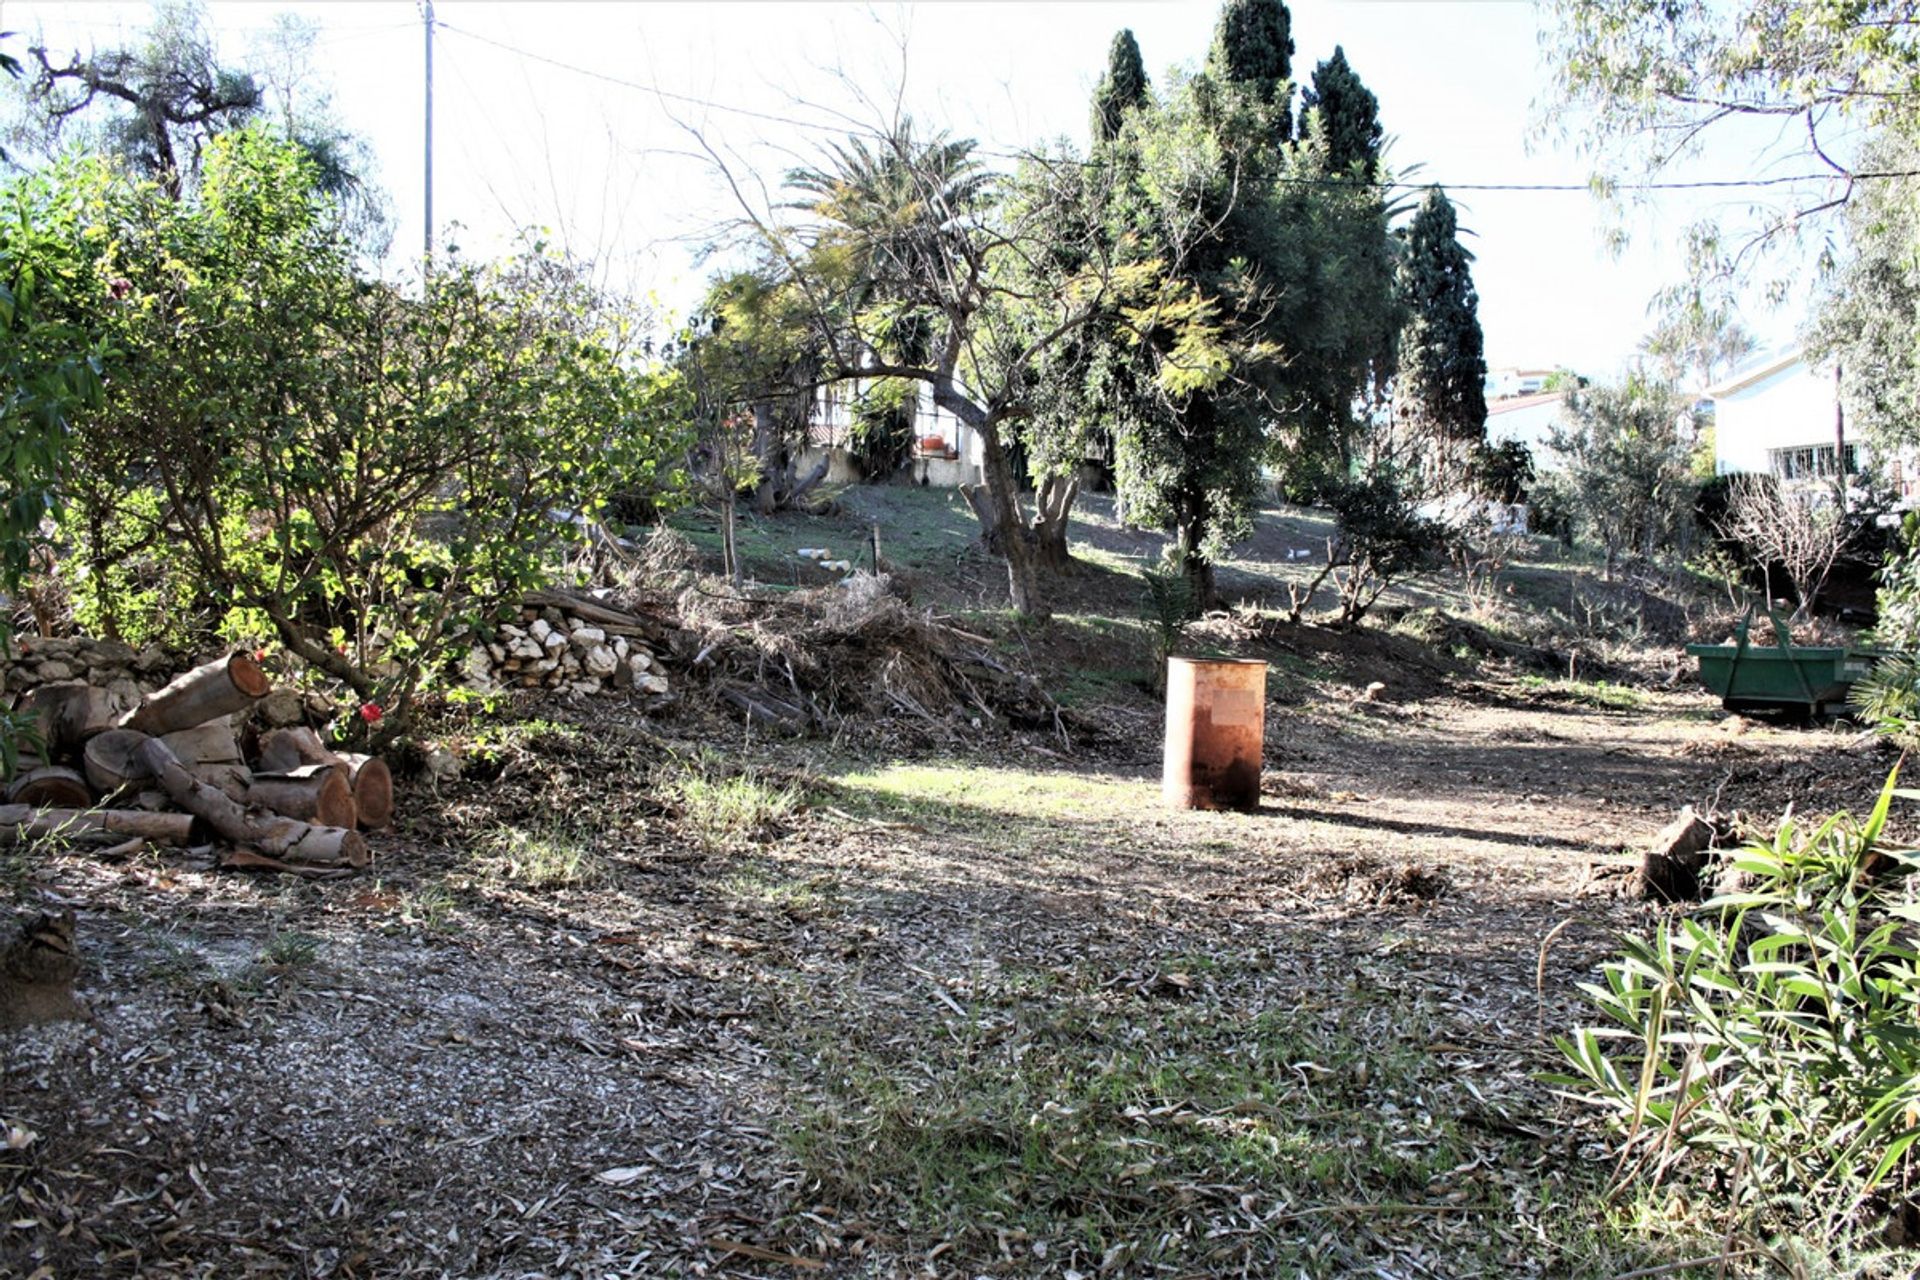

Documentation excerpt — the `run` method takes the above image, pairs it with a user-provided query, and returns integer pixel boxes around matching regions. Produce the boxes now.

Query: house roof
[1706,349,1806,399]
[1486,390,1567,415]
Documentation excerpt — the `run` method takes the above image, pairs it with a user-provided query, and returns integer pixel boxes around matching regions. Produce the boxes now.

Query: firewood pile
[5,652,389,877]
[461,589,673,698]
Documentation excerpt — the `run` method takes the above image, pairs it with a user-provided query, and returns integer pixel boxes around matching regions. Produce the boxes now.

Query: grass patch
[827,760,1148,828]
[772,954,1646,1274]
[479,822,605,888]
[255,929,322,970]
[669,750,804,850]
[1518,675,1648,711]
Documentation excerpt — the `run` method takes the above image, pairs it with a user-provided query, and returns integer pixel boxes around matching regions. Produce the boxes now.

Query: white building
[1485,390,1571,472]
[1484,367,1563,401]
[1704,350,1896,493]
[813,381,986,486]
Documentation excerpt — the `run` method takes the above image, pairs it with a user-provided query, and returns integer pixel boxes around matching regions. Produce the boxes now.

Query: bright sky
[6,0,1842,378]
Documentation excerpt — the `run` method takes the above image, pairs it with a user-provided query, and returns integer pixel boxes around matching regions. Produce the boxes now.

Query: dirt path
[0,682,1886,1278]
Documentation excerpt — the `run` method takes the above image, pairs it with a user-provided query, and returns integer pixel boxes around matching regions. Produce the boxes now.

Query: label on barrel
[1210,688,1261,727]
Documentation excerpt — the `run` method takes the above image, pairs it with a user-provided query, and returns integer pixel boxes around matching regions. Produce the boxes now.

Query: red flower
[252,648,267,663]
[358,702,383,724]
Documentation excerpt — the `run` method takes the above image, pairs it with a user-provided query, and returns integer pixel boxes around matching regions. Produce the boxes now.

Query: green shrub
[1322,470,1451,623]
[1139,546,1197,678]
[1555,770,1920,1252]
[38,130,690,742]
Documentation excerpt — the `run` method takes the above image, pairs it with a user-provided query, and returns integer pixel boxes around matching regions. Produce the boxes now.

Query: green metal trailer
[1685,610,1877,716]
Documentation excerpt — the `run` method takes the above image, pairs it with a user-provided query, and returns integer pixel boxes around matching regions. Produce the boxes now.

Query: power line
[436,20,1918,196]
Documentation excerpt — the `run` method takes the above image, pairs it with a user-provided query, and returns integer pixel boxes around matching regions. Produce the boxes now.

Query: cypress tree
[1396,187,1488,454]
[1091,29,1150,145]
[1206,0,1293,108]
[1302,46,1382,181]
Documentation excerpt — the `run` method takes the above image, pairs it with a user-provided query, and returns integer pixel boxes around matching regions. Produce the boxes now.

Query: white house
[1484,367,1559,400]
[1701,350,1918,503]
[811,381,986,486]
[1485,390,1571,472]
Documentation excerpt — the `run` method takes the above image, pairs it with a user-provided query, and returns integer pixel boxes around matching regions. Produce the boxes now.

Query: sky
[3,0,1848,379]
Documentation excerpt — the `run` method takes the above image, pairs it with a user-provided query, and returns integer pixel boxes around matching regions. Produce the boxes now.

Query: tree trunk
[256,727,344,777]
[721,492,741,585]
[18,683,118,757]
[751,402,781,516]
[0,804,193,845]
[338,754,394,830]
[972,416,1051,620]
[137,738,369,870]
[120,652,270,735]
[84,728,155,794]
[1033,473,1078,572]
[246,769,357,829]
[1175,520,1217,613]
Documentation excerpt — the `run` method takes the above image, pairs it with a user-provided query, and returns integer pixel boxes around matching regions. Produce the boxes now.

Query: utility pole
[422,0,435,268]
[1835,361,1848,514]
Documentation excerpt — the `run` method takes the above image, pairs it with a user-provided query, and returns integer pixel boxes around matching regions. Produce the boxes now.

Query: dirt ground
[0,634,1892,1279]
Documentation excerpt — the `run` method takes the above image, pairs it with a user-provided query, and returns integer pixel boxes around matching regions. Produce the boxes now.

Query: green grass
[669,750,804,850]
[771,952,1668,1274]
[255,928,322,970]
[479,821,605,888]
[827,760,1149,828]
[1517,674,1649,711]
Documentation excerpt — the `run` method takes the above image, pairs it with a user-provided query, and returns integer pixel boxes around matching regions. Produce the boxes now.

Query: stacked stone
[2,636,176,706]
[465,604,670,698]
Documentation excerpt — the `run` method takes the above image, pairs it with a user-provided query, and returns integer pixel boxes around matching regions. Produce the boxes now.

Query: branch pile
[5,653,386,875]
[680,576,1071,746]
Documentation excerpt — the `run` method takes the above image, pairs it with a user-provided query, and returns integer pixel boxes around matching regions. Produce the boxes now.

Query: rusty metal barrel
[1162,657,1268,812]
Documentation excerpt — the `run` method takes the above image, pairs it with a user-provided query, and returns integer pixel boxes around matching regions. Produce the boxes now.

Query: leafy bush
[1547,376,1696,575]
[0,156,107,772]
[1555,771,1920,1253]
[37,130,689,740]
[1851,516,1920,739]
[1139,546,1197,679]
[1321,470,1451,624]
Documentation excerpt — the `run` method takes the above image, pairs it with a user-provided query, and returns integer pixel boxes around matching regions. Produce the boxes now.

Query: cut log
[192,762,253,802]
[1634,806,1717,902]
[83,728,154,794]
[5,766,93,809]
[255,726,343,776]
[0,804,194,845]
[159,719,242,766]
[17,682,118,757]
[138,738,367,869]
[337,753,393,829]
[119,652,270,735]
[246,769,357,829]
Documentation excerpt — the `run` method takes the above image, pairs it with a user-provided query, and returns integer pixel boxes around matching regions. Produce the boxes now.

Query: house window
[1769,443,1859,481]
